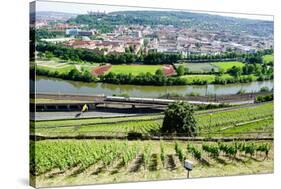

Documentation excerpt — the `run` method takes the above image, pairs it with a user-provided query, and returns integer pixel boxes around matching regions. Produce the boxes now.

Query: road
[31,111,147,121]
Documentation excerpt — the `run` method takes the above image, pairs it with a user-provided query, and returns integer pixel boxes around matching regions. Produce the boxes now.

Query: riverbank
[32,76,273,98]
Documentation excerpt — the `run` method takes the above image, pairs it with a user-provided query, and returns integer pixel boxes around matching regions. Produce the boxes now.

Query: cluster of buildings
[142,25,273,55]
[62,25,144,55]
[36,15,273,56]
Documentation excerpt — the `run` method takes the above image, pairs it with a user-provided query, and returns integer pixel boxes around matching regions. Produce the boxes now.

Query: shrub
[260,86,270,92]
[255,94,273,103]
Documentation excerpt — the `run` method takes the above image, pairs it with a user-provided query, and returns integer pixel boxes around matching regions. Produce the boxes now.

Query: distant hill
[68,10,273,38]
[36,11,78,21]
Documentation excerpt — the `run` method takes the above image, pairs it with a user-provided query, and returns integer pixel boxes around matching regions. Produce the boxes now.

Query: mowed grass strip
[211,61,245,71]
[181,74,216,83]
[36,120,162,136]
[175,63,218,73]
[108,64,163,75]
[181,74,233,83]
[34,114,164,128]
[216,118,273,137]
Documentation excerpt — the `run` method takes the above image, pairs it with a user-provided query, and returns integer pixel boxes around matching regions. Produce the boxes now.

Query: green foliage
[143,145,152,169]
[256,143,271,157]
[227,66,242,78]
[202,144,219,157]
[245,54,263,64]
[242,64,255,75]
[218,143,237,157]
[155,69,164,76]
[35,28,65,40]
[162,101,197,136]
[100,72,187,86]
[260,86,270,92]
[175,142,185,162]
[187,144,202,160]
[35,66,97,82]
[44,51,54,59]
[255,94,273,103]
[36,43,181,65]
[176,65,185,76]
[121,143,139,166]
[144,52,182,64]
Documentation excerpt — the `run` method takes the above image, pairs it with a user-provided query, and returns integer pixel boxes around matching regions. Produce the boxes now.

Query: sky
[35,0,274,21]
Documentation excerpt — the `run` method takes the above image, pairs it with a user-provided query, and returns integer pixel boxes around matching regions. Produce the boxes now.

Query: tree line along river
[32,76,274,98]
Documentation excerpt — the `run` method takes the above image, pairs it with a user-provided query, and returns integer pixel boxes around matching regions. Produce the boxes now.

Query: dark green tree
[161,101,197,136]
[155,69,164,76]
[228,66,242,78]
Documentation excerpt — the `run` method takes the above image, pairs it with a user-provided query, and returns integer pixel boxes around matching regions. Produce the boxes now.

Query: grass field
[211,61,245,71]
[31,139,273,187]
[36,62,76,74]
[263,54,274,64]
[175,63,218,73]
[36,58,98,74]
[107,65,163,75]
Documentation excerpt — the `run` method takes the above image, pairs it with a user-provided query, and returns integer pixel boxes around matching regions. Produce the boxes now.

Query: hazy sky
[35,0,273,21]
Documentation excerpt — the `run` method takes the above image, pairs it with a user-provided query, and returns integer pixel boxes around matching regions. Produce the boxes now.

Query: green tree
[176,65,185,76]
[45,51,54,59]
[68,69,80,80]
[228,66,242,78]
[37,52,44,59]
[155,69,164,76]
[161,101,197,136]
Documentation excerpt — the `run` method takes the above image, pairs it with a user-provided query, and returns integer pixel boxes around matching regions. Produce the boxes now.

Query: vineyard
[31,140,273,187]
[32,102,273,138]
[31,102,274,187]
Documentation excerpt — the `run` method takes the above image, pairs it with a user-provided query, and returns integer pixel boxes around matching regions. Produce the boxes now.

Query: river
[32,76,274,98]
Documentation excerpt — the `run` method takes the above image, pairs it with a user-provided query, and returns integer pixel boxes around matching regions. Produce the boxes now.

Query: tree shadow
[110,161,125,175]
[91,164,105,175]
[129,154,144,173]
[166,154,177,171]
[148,154,158,171]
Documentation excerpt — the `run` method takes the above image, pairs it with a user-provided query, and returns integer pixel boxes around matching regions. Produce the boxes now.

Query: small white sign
[184,160,193,171]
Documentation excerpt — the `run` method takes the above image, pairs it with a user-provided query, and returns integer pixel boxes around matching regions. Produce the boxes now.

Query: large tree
[161,101,197,136]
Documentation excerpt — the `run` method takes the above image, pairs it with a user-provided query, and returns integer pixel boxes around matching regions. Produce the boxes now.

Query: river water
[32,76,274,98]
